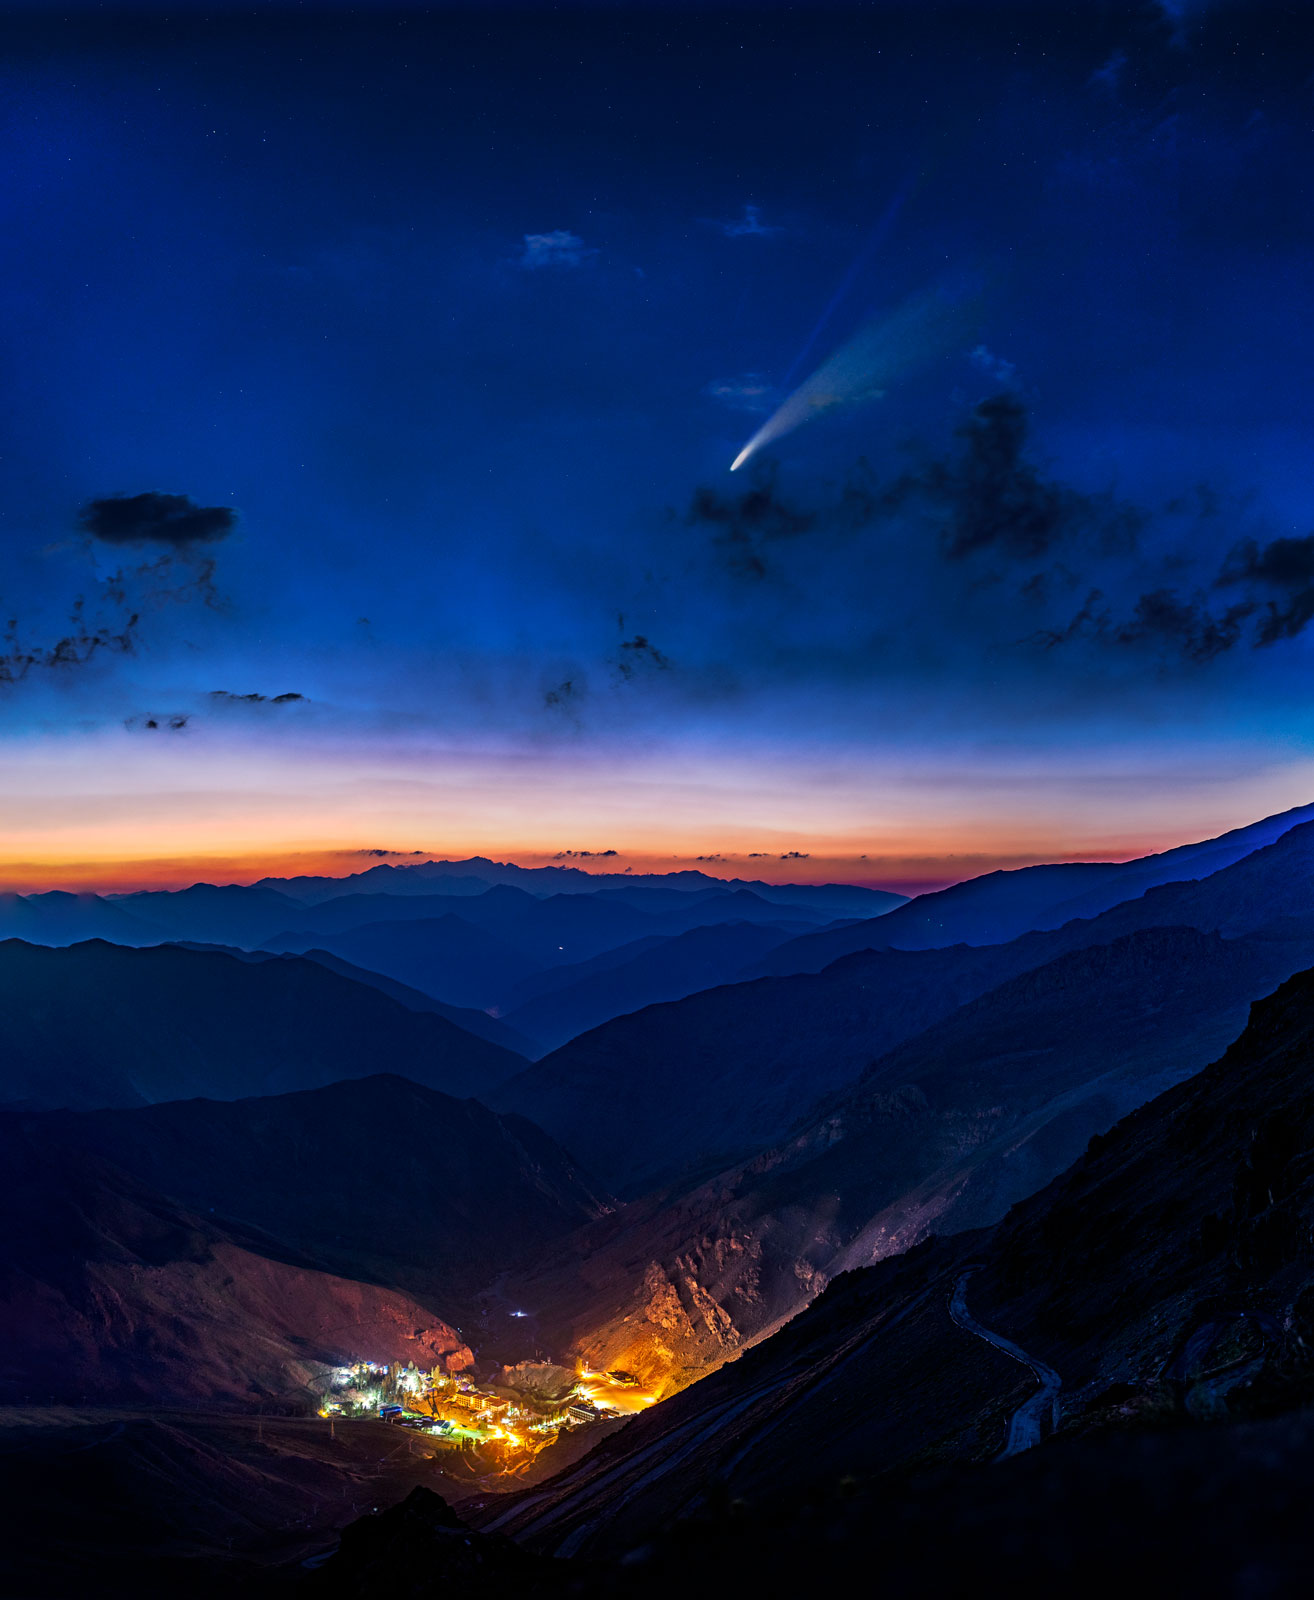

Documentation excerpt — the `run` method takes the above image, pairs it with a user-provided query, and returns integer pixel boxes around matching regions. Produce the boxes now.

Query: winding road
[949,1269,1061,1458]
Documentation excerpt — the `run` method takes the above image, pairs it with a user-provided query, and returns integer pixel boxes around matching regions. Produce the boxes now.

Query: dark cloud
[354,848,425,858]
[1039,530,1314,663]
[209,690,307,705]
[125,712,188,731]
[1033,585,1255,663]
[779,850,810,860]
[913,393,1142,562]
[684,473,823,579]
[681,396,1314,682]
[127,550,223,611]
[544,677,580,710]
[0,598,139,687]
[79,492,236,548]
[1218,533,1314,645]
[685,394,1140,583]
[0,532,232,692]
[1113,589,1255,663]
[747,851,768,857]
[553,848,618,859]
[694,853,725,862]
[616,634,671,680]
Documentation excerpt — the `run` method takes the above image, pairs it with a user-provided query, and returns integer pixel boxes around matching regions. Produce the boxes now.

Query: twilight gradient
[1,2,1312,891]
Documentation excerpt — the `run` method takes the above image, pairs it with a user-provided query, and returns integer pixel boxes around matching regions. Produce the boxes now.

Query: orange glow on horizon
[2,730,1310,896]
[0,837,1208,897]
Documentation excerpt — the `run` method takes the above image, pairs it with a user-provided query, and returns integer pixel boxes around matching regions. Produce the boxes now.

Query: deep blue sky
[2,1,1314,888]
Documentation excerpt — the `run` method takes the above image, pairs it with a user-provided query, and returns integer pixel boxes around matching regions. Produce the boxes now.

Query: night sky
[3,0,1313,890]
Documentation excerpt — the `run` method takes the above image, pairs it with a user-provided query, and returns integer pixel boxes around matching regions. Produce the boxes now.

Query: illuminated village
[319,1357,658,1475]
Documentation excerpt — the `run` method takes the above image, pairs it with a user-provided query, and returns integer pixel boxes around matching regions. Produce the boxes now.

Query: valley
[8,811,1314,1595]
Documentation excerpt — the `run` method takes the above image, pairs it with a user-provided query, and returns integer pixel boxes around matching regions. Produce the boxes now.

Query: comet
[729,279,978,472]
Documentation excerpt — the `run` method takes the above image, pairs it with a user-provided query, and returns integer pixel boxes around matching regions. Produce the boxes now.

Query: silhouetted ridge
[0,939,524,1110]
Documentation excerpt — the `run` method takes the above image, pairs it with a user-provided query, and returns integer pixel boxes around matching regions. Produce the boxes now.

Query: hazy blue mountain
[170,941,536,1057]
[254,855,906,918]
[491,941,1048,1194]
[0,891,166,947]
[263,887,820,1013]
[641,889,826,936]
[261,913,544,1009]
[748,800,1314,975]
[497,934,672,1012]
[502,921,801,1056]
[0,939,524,1111]
[101,883,310,947]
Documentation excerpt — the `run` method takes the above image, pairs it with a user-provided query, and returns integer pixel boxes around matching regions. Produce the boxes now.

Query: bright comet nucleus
[727,278,979,472]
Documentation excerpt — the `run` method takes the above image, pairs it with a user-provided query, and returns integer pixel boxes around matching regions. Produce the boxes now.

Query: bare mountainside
[494,924,1314,1390]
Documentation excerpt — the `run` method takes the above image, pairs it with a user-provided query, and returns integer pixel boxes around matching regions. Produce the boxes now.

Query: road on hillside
[949,1269,1061,1458]
[483,1282,941,1557]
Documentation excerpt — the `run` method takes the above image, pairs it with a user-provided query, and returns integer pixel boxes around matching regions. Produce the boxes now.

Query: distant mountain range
[249,856,907,919]
[497,817,1314,1196]
[0,869,886,1023]
[749,800,1314,974]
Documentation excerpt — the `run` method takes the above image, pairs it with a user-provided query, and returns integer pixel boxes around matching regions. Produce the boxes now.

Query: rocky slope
[453,956,1314,1567]
[493,925,1312,1390]
[0,1123,473,1407]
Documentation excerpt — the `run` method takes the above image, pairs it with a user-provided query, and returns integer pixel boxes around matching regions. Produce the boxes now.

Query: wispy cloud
[969,345,1017,387]
[719,204,782,239]
[519,229,596,270]
[705,374,776,413]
